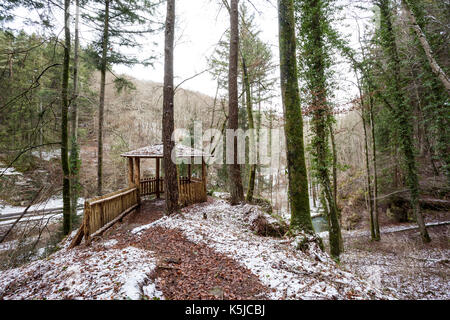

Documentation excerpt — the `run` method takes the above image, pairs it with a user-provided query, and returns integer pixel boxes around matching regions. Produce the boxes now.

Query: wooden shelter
[121,143,209,205]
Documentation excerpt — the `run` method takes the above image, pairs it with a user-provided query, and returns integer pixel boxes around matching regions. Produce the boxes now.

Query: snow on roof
[121,143,210,158]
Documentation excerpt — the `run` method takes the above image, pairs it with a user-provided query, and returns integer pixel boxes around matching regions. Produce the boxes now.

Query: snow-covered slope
[0,234,162,300]
[135,199,396,300]
[0,198,397,300]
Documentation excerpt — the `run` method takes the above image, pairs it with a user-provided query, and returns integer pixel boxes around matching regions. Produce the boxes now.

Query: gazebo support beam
[202,157,207,201]
[133,157,141,204]
[156,157,160,199]
[188,156,193,182]
[127,158,134,187]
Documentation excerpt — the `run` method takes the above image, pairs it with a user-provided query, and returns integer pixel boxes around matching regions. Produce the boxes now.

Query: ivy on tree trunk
[278,0,312,233]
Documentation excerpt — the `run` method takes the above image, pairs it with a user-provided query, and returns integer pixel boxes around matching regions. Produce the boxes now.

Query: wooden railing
[139,176,207,205]
[70,177,206,248]
[178,178,207,205]
[140,178,163,196]
[69,187,139,248]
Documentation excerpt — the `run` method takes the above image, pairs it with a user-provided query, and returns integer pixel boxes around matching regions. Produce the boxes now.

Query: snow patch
[0,244,162,300]
[140,199,394,300]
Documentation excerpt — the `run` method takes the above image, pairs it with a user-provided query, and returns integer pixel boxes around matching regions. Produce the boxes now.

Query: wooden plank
[156,158,160,199]
[201,157,207,201]
[68,225,84,249]
[134,157,141,204]
[89,188,137,205]
[87,204,139,242]
[128,158,134,187]
[84,202,90,243]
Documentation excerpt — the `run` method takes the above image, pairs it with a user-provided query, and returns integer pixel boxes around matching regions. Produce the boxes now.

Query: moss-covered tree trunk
[97,0,110,196]
[227,0,244,205]
[278,0,312,233]
[162,0,179,214]
[378,0,430,243]
[70,0,80,223]
[367,82,380,239]
[297,0,342,258]
[360,86,376,240]
[403,0,450,183]
[61,0,71,235]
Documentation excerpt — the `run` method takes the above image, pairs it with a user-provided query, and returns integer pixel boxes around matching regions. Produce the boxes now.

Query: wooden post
[156,157,160,199]
[188,156,193,182]
[84,202,90,243]
[127,157,134,187]
[201,157,207,201]
[134,157,141,204]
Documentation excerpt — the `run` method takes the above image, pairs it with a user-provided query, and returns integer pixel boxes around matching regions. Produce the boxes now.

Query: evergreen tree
[162,0,179,214]
[227,0,244,205]
[82,0,160,195]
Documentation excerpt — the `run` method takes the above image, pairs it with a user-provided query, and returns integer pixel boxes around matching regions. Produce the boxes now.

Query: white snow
[341,247,450,300]
[131,217,169,235]
[0,167,22,176]
[31,149,60,161]
[319,220,450,240]
[135,199,394,300]
[0,197,85,216]
[0,240,163,300]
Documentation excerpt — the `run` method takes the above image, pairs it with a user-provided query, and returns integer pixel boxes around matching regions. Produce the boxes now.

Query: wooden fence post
[134,157,141,204]
[202,157,207,201]
[128,158,134,187]
[156,157,160,199]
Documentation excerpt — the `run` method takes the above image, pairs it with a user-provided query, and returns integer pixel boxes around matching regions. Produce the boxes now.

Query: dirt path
[98,199,270,300]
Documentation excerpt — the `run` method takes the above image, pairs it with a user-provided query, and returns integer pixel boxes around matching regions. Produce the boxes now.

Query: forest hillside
[0,0,448,303]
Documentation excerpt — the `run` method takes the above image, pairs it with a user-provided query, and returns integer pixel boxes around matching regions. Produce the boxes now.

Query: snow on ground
[30,149,60,161]
[133,199,395,300]
[0,197,85,216]
[320,220,450,240]
[0,166,22,176]
[341,247,450,300]
[0,237,163,300]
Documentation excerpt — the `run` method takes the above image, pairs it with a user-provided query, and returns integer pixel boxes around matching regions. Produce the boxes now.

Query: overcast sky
[114,0,280,97]
[112,0,374,111]
[10,0,375,112]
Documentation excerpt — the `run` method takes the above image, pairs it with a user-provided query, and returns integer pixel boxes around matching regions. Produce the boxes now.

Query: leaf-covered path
[104,199,270,299]
[0,198,393,300]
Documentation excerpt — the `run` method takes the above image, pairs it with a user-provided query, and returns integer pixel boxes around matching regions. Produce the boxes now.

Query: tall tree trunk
[256,85,262,196]
[278,0,312,233]
[401,0,450,93]
[242,55,256,202]
[300,0,342,257]
[97,0,110,196]
[328,119,343,250]
[367,83,380,239]
[227,0,244,205]
[360,86,376,240]
[403,0,450,183]
[162,0,179,214]
[70,0,81,223]
[61,0,71,235]
[378,0,430,242]
[328,121,337,209]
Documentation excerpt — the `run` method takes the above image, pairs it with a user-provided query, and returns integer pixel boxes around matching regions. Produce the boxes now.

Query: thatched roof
[121,143,209,158]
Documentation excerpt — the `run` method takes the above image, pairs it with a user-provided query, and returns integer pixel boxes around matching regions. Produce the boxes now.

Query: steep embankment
[0,198,395,300]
